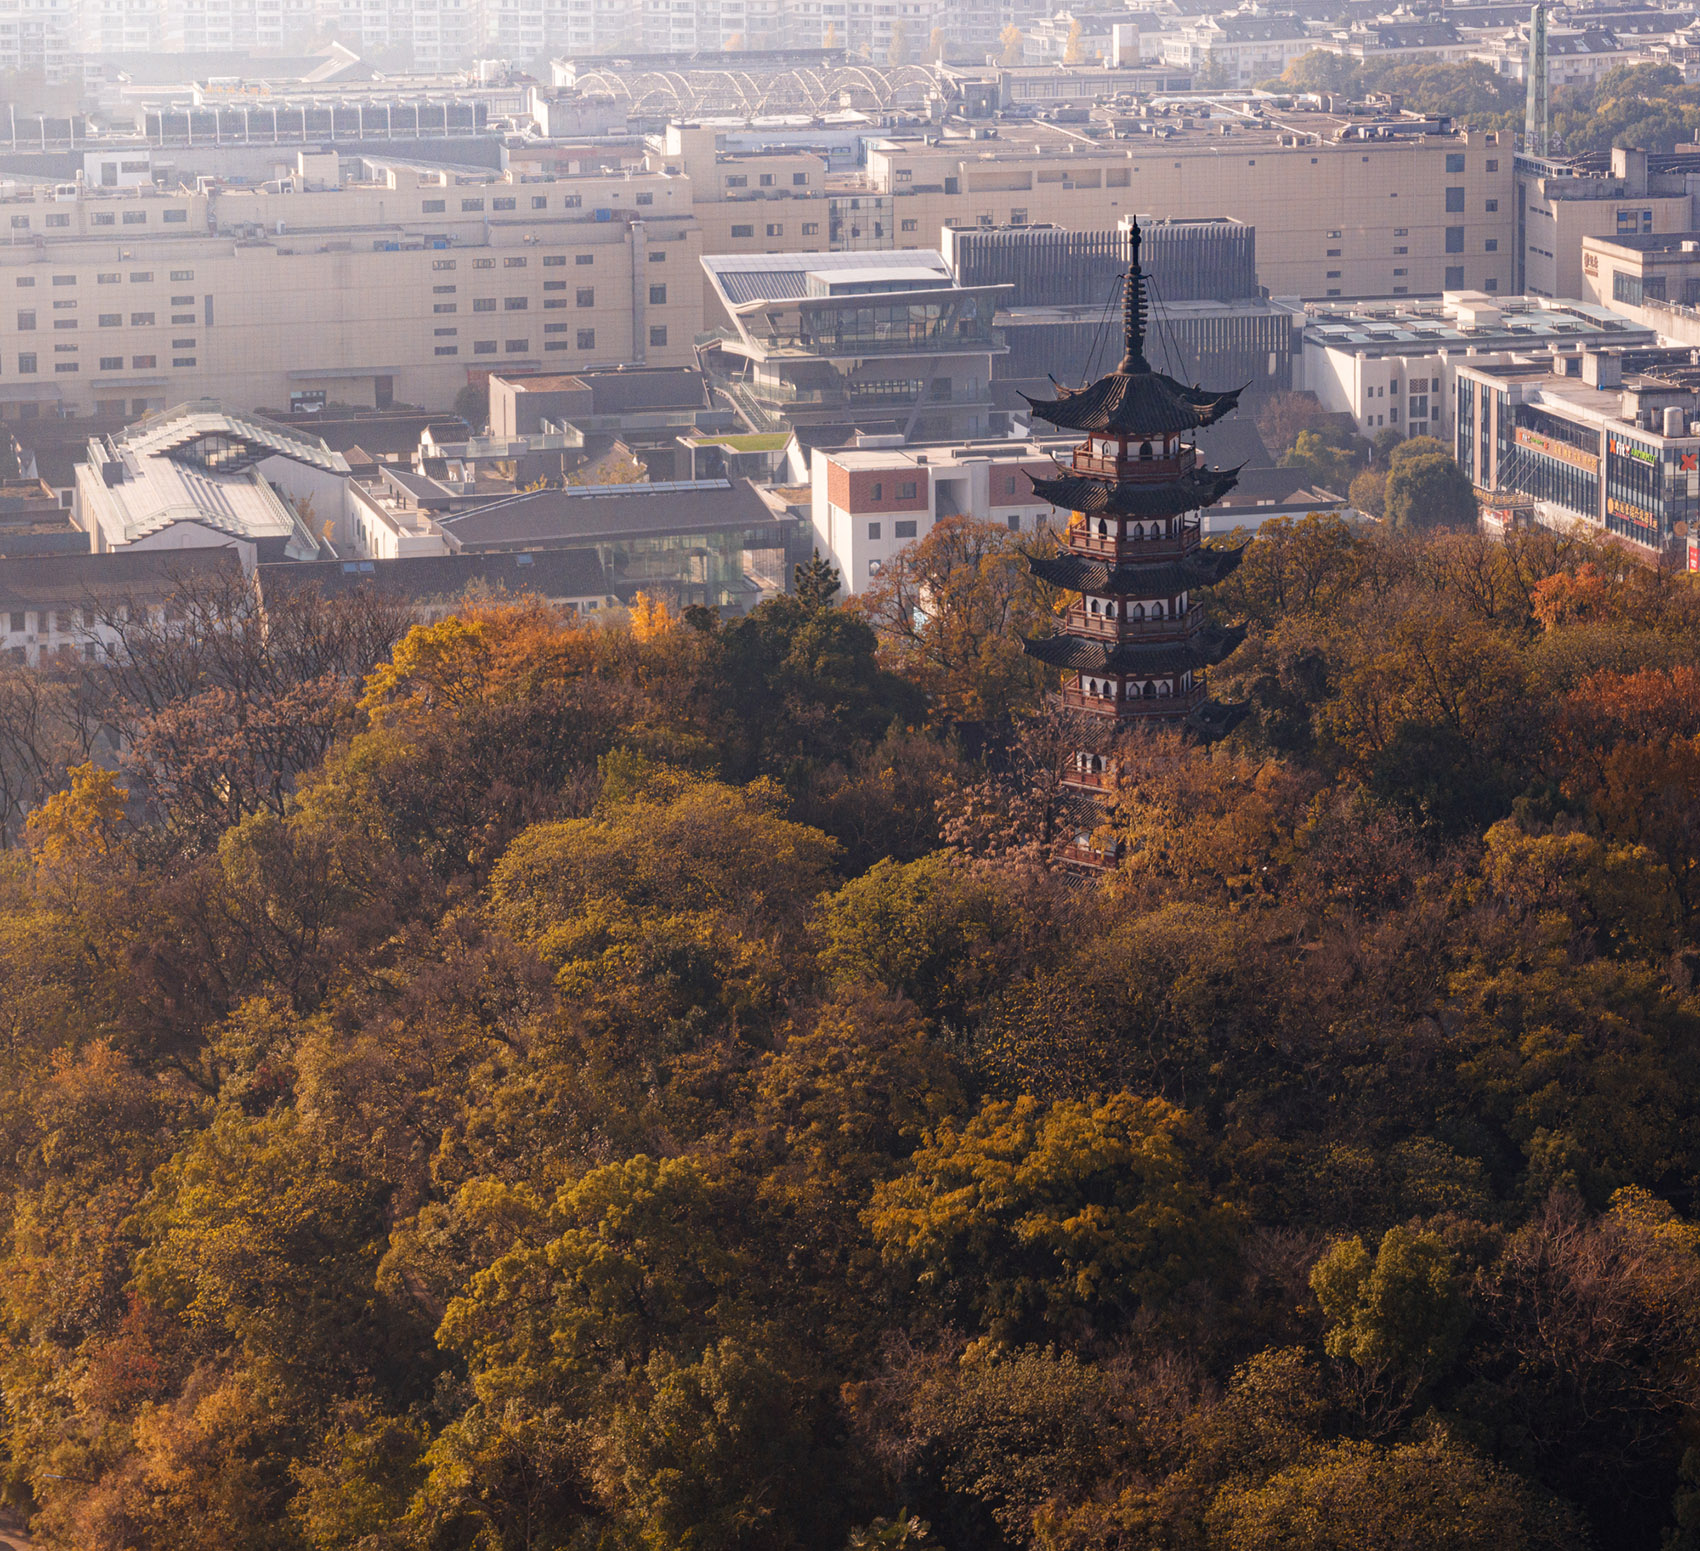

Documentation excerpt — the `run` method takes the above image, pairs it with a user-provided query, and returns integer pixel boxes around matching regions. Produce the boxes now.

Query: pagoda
[1021,217,1249,871]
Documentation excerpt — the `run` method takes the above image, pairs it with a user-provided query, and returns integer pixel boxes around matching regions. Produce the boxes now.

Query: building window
[1445,226,1465,253]
[474,259,495,270]
[727,175,748,188]
[16,354,34,373]
[1445,265,1465,287]
[170,270,192,281]
[1485,277,1500,292]
[759,173,775,187]
[867,520,881,537]
[122,211,146,224]
[532,196,548,209]
[575,254,594,266]
[1393,268,1408,276]
[505,339,529,352]
[131,312,154,325]
[172,357,194,367]
[462,198,485,211]
[901,219,917,232]
[13,278,31,288]
[1486,198,1499,212]
[1445,186,1465,213]
[766,223,783,237]
[545,323,569,334]
[504,256,526,268]
[731,224,754,238]
[15,311,33,330]
[577,328,595,348]
[1485,239,1499,252]
[649,283,667,304]
[45,214,68,228]
[649,325,667,346]
[433,259,456,271]
[895,519,917,538]
[1487,158,1498,172]
[471,298,496,313]
[563,195,582,209]
[91,213,115,226]
[435,345,459,355]
[1326,270,1341,279]
[434,303,458,314]
[474,341,496,354]
[577,288,595,306]
[802,222,819,235]
[1446,152,1465,173]
[650,250,668,263]
[131,355,154,368]
[55,363,79,372]
[899,481,917,499]
[1327,289,1342,297]
[793,171,808,186]
[544,255,566,267]
[493,197,517,211]
[171,338,194,349]
[504,297,528,310]
[423,199,446,212]
[434,327,457,336]
[99,313,120,326]
[636,193,653,206]
[52,276,73,287]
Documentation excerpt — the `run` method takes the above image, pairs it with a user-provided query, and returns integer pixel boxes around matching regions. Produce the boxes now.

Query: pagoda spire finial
[1119,217,1150,375]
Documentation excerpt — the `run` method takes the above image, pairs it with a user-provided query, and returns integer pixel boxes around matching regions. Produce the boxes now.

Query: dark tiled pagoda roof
[1030,464,1242,517]
[1023,373,1243,437]
[1022,623,1248,674]
[1028,545,1245,595]
[1022,221,1244,435]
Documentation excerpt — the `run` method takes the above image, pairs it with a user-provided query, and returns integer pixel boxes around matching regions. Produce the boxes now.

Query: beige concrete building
[1519,147,1699,301]
[859,110,1514,298]
[0,152,701,422]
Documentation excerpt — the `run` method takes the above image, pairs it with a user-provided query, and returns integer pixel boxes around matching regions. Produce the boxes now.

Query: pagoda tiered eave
[1023,623,1248,675]
[1028,546,1246,595]
[1022,373,1244,436]
[1030,466,1243,517]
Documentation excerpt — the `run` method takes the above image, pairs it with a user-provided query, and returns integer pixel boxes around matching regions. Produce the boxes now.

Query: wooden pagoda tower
[1021,218,1248,871]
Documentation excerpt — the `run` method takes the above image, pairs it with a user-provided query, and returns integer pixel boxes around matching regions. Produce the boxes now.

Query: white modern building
[74,403,346,567]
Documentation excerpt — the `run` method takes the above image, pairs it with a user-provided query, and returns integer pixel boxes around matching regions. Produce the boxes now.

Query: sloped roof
[1028,545,1245,594]
[1031,465,1241,516]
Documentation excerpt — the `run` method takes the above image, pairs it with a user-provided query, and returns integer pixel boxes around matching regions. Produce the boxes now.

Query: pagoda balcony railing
[1066,526,1200,561]
[1061,767,1117,792]
[1057,683,1207,717]
[1070,448,1197,480]
[1065,607,1200,642]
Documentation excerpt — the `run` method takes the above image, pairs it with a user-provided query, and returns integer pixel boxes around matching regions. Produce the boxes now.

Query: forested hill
[2,515,1700,1551]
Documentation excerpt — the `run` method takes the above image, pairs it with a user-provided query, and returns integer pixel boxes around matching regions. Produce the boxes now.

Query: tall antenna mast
[1524,4,1549,158]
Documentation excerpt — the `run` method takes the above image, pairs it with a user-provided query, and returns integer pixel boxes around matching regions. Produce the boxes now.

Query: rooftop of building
[1301,292,1651,350]
[0,545,240,607]
[701,248,955,306]
[256,547,610,604]
[1582,229,1700,254]
[439,476,788,550]
[819,436,1073,472]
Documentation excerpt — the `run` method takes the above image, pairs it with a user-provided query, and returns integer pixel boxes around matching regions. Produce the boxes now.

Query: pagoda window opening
[1130,601,1145,620]
[1142,680,1156,699]
[1157,679,1171,697]
[1096,517,1109,536]
[1139,441,1153,460]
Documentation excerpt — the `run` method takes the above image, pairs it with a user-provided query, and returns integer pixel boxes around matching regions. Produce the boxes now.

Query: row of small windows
[14,271,191,287]
[422,191,657,213]
[9,210,189,229]
[730,221,821,238]
[430,327,664,356]
[8,353,175,372]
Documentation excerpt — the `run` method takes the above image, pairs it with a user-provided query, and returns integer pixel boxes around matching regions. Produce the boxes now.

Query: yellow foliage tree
[629,591,678,644]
